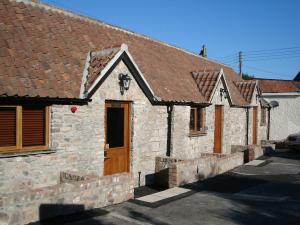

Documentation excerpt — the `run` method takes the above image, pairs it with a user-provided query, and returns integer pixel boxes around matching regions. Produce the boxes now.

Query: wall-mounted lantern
[256,93,259,102]
[220,88,228,101]
[118,73,132,95]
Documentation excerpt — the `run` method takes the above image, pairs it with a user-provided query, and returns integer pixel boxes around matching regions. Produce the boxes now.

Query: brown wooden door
[252,107,258,145]
[214,105,223,153]
[104,101,130,175]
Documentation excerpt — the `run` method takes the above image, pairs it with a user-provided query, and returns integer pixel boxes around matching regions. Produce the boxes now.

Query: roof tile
[0,0,250,105]
[258,79,300,93]
[234,81,256,103]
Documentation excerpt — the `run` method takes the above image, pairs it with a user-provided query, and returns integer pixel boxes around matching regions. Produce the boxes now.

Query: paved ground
[38,150,300,225]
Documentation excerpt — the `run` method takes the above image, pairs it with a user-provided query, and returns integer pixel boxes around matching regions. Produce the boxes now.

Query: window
[0,105,49,153]
[260,107,267,126]
[190,107,206,135]
[106,107,124,148]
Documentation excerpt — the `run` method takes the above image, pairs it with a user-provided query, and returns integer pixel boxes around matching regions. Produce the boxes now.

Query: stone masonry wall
[0,59,167,194]
[156,152,244,188]
[94,60,168,187]
[171,79,247,158]
[0,172,134,225]
[0,104,103,194]
[0,59,267,195]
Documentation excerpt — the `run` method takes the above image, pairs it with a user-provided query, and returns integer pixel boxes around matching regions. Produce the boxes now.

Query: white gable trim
[85,44,157,101]
[86,47,124,95]
[209,69,233,105]
[123,47,157,100]
[249,81,258,106]
[208,69,222,103]
[79,51,91,99]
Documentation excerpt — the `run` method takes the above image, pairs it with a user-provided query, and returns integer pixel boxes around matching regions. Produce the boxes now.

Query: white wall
[263,94,300,140]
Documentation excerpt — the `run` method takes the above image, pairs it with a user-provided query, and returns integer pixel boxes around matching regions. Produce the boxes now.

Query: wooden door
[104,101,130,175]
[253,107,258,145]
[214,105,223,153]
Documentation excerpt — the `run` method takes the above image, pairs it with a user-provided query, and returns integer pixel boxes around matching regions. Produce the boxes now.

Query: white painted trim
[123,49,157,100]
[248,81,258,106]
[208,69,222,103]
[79,51,91,99]
[86,44,157,100]
[208,69,234,106]
[86,49,124,95]
[220,70,234,105]
[262,92,300,96]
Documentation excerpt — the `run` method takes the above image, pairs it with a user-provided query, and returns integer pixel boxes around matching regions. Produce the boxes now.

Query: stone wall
[0,59,167,194]
[155,152,244,188]
[0,59,267,198]
[0,172,134,225]
[94,60,168,186]
[231,144,264,162]
[171,78,247,158]
[257,104,268,142]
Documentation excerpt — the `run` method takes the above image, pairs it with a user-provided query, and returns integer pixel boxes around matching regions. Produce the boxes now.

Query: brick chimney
[199,45,207,58]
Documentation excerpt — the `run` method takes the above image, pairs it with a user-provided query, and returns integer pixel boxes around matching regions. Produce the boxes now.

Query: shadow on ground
[28,204,113,225]
[212,193,300,225]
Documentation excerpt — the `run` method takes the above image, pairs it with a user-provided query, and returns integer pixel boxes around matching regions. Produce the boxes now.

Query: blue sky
[42,0,300,80]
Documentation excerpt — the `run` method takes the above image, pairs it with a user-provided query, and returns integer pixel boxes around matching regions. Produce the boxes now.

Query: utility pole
[239,51,243,75]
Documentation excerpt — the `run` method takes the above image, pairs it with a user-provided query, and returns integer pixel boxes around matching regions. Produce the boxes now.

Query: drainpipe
[166,105,173,157]
[246,107,249,145]
[267,107,271,140]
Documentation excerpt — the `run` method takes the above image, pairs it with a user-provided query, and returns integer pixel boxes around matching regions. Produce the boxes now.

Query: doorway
[104,101,130,175]
[253,107,258,145]
[214,105,223,153]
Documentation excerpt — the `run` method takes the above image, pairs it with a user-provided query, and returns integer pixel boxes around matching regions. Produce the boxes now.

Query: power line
[244,65,291,78]
[243,46,300,54]
[217,46,300,62]
[243,54,300,62]
[245,49,300,57]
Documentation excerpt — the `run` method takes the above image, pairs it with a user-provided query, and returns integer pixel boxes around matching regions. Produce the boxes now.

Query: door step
[131,187,192,207]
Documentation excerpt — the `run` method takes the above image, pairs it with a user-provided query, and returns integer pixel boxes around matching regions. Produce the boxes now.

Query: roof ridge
[255,78,295,82]
[13,0,233,70]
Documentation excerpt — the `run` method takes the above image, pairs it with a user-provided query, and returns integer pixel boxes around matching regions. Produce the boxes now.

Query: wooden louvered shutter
[22,106,45,147]
[0,107,16,147]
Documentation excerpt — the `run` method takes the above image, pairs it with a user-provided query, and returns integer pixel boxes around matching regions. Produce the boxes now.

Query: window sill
[0,149,56,158]
[260,123,266,127]
[189,132,207,137]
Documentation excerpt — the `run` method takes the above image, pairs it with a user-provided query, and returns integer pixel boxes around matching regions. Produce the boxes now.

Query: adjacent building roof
[257,79,300,93]
[0,0,255,106]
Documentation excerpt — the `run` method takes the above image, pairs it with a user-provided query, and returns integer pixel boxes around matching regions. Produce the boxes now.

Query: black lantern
[118,73,132,94]
[220,88,228,100]
[256,93,259,102]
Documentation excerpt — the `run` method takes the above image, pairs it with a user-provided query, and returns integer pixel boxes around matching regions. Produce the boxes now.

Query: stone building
[0,0,268,224]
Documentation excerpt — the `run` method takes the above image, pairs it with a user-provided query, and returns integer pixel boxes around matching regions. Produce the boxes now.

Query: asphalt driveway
[36,150,300,225]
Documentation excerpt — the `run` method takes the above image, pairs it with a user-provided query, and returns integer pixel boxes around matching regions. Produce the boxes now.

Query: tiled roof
[234,81,257,103]
[191,70,220,101]
[86,47,120,91]
[257,79,300,93]
[0,0,252,105]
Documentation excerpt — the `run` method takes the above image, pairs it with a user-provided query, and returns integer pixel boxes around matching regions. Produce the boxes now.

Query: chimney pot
[200,45,207,58]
